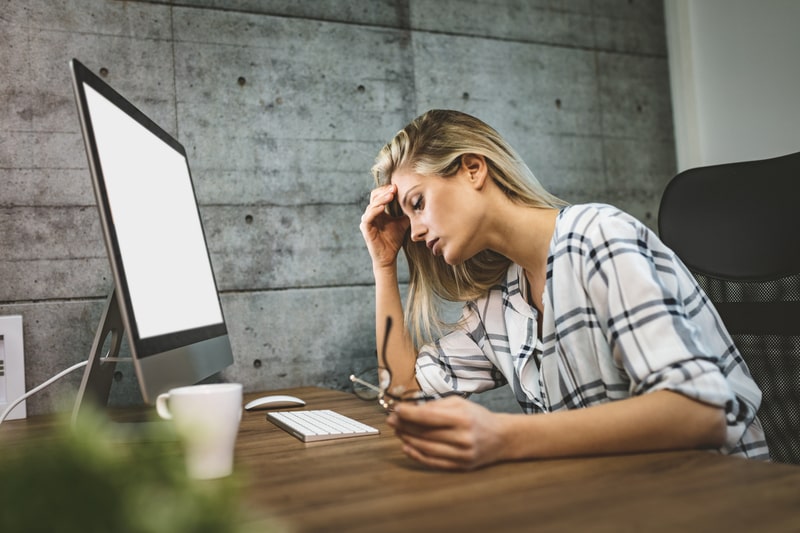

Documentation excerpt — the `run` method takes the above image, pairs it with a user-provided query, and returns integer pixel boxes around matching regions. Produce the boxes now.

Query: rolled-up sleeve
[416,303,507,397]
[581,210,761,452]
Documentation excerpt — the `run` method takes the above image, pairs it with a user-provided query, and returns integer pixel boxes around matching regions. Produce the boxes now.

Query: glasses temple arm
[349,374,382,394]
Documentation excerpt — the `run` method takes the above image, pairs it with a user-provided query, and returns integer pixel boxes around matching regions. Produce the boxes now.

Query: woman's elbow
[696,404,728,449]
[669,391,728,449]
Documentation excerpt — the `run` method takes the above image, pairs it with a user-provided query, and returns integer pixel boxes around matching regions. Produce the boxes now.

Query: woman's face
[391,164,485,265]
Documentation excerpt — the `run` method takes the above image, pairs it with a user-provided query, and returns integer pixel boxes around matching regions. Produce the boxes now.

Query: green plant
[0,410,279,533]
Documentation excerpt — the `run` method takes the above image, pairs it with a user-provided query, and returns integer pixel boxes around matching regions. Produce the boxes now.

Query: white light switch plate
[0,315,26,420]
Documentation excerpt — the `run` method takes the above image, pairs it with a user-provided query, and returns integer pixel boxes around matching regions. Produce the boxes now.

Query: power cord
[0,360,89,426]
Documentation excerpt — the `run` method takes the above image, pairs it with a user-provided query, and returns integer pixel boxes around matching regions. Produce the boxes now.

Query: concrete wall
[1,0,675,416]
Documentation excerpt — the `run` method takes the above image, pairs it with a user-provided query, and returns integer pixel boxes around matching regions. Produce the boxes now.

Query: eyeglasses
[349,317,463,411]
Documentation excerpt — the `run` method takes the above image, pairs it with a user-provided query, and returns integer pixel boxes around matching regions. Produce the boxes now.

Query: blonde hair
[371,110,567,346]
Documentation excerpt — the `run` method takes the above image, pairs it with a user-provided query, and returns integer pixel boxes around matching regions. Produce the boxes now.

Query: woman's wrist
[372,262,399,280]
[495,412,543,461]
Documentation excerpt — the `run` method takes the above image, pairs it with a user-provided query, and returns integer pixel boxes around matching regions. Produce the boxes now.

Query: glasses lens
[351,367,380,400]
[378,367,391,390]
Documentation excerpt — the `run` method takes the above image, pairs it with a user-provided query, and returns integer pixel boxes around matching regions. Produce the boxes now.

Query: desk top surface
[5,386,800,532]
[235,386,800,533]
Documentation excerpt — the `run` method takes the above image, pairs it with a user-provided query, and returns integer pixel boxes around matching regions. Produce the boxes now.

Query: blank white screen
[84,84,224,339]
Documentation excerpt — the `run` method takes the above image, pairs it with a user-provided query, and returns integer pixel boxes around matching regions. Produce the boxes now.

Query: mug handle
[155,393,173,420]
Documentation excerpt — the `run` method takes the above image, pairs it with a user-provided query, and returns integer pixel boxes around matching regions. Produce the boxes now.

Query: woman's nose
[410,221,426,242]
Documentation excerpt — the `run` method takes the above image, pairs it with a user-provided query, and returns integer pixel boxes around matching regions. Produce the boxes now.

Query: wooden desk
[239,387,800,533]
[3,387,799,532]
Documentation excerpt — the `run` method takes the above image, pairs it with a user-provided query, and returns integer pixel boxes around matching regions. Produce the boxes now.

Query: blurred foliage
[0,409,282,533]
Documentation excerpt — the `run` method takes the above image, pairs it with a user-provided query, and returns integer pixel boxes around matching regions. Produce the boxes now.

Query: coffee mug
[155,382,243,479]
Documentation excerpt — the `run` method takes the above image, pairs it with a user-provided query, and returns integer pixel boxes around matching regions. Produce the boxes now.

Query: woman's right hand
[360,184,410,270]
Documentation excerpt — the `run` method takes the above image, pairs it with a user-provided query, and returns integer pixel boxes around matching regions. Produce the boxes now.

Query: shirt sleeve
[415,302,507,397]
[579,210,759,447]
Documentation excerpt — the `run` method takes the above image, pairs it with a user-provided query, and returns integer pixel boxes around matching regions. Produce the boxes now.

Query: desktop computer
[68,60,378,443]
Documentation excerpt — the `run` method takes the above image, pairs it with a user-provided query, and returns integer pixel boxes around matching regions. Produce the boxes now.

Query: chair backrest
[658,150,800,464]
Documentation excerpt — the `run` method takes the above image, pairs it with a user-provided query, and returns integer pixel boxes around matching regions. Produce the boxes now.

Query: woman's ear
[461,153,488,189]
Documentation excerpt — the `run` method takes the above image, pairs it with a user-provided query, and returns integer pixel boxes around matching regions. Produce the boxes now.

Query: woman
[359,109,769,471]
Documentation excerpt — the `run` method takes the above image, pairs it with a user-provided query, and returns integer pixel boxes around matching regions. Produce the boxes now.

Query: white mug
[155,383,243,479]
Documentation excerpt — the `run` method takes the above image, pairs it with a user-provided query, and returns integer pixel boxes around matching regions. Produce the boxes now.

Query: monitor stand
[71,292,176,439]
[71,289,124,424]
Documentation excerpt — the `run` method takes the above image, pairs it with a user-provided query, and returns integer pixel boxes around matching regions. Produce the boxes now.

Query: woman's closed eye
[411,196,424,211]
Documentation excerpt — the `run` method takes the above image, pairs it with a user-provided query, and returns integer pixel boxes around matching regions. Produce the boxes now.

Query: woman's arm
[360,184,419,393]
[387,390,726,471]
[372,266,419,392]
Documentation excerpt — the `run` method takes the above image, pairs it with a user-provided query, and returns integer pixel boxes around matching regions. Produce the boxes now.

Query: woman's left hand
[386,396,511,471]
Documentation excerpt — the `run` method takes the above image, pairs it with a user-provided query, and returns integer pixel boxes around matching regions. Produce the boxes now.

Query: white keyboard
[266,409,380,442]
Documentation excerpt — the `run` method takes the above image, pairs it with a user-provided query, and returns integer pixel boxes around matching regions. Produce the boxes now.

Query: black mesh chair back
[658,150,800,464]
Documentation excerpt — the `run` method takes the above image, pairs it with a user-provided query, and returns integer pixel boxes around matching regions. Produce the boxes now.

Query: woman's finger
[392,396,466,427]
[360,201,388,225]
[362,187,396,222]
[391,418,465,445]
[368,183,396,205]
[399,437,478,471]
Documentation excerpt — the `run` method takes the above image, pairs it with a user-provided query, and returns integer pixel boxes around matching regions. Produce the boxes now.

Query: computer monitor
[69,59,234,417]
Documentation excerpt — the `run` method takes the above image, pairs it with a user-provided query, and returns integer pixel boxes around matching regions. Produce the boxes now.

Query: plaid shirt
[415,203,769,459]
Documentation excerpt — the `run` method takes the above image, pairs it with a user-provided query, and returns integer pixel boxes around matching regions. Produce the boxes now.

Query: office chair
[658,150,800,464]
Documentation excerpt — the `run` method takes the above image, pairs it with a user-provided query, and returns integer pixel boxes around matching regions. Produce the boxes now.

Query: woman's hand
[360,184,410,270]
[386,396,512,471]
[388,391,727,471]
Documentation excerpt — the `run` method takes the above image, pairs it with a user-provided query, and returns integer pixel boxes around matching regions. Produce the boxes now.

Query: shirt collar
[506,263,536,319]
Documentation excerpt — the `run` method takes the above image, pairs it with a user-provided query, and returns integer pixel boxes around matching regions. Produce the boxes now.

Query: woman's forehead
[391,168,427,189]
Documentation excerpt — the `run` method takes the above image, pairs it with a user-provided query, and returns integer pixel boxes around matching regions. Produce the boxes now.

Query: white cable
[0,360,89,427]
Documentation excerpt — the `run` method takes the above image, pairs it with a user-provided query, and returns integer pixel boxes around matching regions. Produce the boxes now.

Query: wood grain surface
[4,387,799,532]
